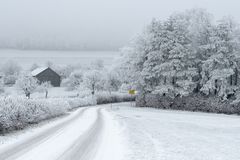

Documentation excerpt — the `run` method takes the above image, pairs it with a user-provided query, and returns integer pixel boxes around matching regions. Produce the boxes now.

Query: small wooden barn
[31,67,61,87]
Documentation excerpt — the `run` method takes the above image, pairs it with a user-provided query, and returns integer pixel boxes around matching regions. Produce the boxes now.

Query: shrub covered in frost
[0,91,134,133]
[96,92,135,104]
[0,96,95,133]
[137,93,240,115]
[0,97,68,133]
[67,96,96,109]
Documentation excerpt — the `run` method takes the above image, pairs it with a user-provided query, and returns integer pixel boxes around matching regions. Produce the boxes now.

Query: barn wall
[35,68,61,87]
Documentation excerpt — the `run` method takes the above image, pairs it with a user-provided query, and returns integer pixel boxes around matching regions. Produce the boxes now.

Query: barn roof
[31,67,48,76]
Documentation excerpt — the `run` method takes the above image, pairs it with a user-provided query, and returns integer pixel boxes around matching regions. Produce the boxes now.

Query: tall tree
[119,8,240,100]
[200,17,240,99]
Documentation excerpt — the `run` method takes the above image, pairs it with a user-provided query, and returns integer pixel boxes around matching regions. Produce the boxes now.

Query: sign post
[128,89,136,107]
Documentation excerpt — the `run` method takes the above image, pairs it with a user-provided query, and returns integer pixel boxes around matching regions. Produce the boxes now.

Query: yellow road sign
[128,90,136,95]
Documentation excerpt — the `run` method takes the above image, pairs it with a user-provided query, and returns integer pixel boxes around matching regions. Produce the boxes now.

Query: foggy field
[0,50,120,69]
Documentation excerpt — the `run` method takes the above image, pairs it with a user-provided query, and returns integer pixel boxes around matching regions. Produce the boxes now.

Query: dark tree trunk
[164,76,167,84]
[92,84,95,95]
[45,91,48,99]
[235,69,238,85]
[26,93,30,99]
[230,75,233,86]
[214,79,218,95]
[25,88,31,99]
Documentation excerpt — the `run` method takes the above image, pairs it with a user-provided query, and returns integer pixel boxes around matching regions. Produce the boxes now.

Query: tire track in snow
[0,107,89,160]
[57,108,104,160]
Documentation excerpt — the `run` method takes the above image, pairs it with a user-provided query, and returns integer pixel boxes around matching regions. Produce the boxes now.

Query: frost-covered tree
[118,8,240,100]
[114,46,144,90]
[133,12,199,97]
[16,75,38,98]
[1,60,22,85]
[63,70,83,90]
[119,83,132,92]
[104,71,121,94]
[200,17,240,99]
[83,70,102,95]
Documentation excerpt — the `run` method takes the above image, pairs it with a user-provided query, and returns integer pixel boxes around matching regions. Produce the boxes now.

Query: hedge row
[136,93,240,115]
[0,96,96,133]
[0,93,135,134]
[96,92,135,105]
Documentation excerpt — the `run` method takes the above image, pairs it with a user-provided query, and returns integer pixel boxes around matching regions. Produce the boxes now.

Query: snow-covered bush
[96,92,135,104]
[0,95,96,133]
[44,98,69,116]
[0,97,70,132]
[3,75,18,85]
[67,96,96,109]
[137,93,240,115]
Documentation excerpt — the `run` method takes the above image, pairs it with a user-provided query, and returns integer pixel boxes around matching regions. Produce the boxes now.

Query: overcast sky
[0,0,239,50]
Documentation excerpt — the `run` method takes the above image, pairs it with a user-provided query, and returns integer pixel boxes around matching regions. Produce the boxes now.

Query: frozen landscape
[1,0,240,159]
[0,103,240,160]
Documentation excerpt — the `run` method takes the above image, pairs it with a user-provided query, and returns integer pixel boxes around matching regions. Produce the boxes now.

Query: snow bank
[0,96,96,133]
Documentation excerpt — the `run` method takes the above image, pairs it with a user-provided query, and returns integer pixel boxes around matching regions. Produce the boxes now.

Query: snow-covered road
[0,103,240,160]
[0,106,125,160]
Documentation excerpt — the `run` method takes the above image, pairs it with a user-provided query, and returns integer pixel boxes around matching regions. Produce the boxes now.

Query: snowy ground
[0,103,240,160]
[110,103,240,160]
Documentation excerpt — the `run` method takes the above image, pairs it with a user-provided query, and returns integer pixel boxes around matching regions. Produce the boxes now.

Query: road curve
[0,107,88,160]
[0,106,124,160]
[57,108,104,160]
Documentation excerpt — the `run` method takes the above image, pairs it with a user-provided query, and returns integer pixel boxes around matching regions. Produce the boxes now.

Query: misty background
[0,0,240,51]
